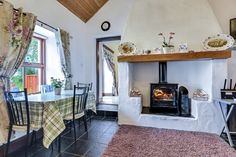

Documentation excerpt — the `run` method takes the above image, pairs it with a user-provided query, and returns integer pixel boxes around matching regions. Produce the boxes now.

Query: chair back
[72,85,89,118]
[4,88,30,126]
[77,82,92,91]
[41,85,53,93]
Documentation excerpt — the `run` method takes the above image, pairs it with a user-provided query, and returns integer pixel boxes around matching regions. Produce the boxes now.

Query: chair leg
[73,120,76,142]
[69,121,73,133]
[51,142,54,152]
[5,125,12,157]
[89,111,92,123]
[34,131,37,143]
[25,128,30,157]
[58,134,61,153]
[78,119,81,129]
[83,116,88,132]
[86,110,91,123]
[30,131,36,145]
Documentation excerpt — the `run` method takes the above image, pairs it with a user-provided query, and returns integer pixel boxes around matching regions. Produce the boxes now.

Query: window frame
[22,36,46,93]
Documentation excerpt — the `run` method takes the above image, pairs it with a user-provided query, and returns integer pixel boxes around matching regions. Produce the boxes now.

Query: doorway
[96,36,121,106]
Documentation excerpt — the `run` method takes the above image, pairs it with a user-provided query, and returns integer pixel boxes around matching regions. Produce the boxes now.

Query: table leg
[219,102,234,147]
[220,105,235,134]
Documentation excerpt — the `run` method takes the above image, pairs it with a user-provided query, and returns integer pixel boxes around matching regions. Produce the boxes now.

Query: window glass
[24,38,41,64]
[10,68,24,91]
[103,58,113,95]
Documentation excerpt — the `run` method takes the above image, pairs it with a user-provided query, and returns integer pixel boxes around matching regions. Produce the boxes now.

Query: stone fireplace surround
[116,0,235,135]
[118,54,229,134]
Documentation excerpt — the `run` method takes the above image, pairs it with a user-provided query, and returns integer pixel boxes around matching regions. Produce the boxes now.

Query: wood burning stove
[149,62,191,116]
[150,83,178,113]
[150,62,179,113]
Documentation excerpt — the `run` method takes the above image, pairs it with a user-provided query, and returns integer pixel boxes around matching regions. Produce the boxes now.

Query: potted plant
[51,77,64,95]
[158,32,175,53]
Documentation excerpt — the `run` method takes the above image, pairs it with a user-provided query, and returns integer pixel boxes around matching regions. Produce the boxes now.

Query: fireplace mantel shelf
[117,50,231,63]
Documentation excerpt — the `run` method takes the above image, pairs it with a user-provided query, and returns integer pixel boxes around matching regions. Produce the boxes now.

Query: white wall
[7,0,87,84]
[208,0,236,87]
[228,50,236,83]
[83,0,135,93]
[208,0,236,34]
[123,0,222,51]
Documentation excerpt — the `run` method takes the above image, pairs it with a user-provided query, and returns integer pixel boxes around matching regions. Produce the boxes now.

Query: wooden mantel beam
[117,50,231,63]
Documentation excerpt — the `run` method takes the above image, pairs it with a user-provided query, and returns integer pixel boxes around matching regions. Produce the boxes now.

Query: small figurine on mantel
[144,50,151,54]
[130,88,142,97]
[179,43,188,52]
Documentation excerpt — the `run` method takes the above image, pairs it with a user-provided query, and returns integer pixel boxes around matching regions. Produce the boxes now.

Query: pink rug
[102,125,236,157]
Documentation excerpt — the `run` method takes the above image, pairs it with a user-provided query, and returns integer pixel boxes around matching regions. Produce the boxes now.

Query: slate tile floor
[8,117,118,157]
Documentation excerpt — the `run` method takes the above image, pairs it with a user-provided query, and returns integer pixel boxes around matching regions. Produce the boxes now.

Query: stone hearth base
[118,96,224,134]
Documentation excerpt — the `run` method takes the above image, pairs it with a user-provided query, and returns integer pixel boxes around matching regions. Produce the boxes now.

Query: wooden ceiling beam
[57,0,108,23]
[73,0,93,21]
[57,0,87,22]
[83,0,99,13]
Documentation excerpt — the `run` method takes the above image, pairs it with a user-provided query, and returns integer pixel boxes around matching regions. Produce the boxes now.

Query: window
[11,37,45,94]
[102,57,114,96]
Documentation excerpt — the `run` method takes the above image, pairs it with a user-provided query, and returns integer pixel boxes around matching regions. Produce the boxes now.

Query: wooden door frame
[96,36,121,103]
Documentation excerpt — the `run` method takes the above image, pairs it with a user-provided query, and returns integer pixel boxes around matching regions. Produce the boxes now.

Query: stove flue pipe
[159,62,167,83]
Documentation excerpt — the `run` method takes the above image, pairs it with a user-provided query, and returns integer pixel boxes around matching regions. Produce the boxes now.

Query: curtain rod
[36,19,58,31]
[36,20,73,39]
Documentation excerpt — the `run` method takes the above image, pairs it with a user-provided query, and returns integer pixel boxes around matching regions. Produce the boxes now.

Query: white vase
[54,88,61,95]
[162,47,175,54]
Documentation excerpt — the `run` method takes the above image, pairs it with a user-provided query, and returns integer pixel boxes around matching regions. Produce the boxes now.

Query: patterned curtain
[0,0,37,144]
[103,46,118,96]
[55,29,72,90]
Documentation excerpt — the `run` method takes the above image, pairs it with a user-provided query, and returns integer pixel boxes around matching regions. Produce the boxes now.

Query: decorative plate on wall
[118,42,136,55]
[203,34,235,51]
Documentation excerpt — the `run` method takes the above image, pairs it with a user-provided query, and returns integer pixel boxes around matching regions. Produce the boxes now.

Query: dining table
[16,90,96,148]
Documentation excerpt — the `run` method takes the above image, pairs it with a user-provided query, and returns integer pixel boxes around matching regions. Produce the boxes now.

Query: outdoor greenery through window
[11,37,45,94]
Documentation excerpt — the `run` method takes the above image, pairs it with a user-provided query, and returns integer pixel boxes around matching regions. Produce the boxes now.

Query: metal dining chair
[77,82,93,122]
[77,82,92,91]
[4,88,31,157]
[61,86,89,147]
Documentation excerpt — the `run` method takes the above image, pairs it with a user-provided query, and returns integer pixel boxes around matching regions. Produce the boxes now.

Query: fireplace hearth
[118,48,229,132]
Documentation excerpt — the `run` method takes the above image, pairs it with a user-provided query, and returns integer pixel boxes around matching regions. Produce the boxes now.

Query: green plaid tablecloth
[26,92,96,148]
